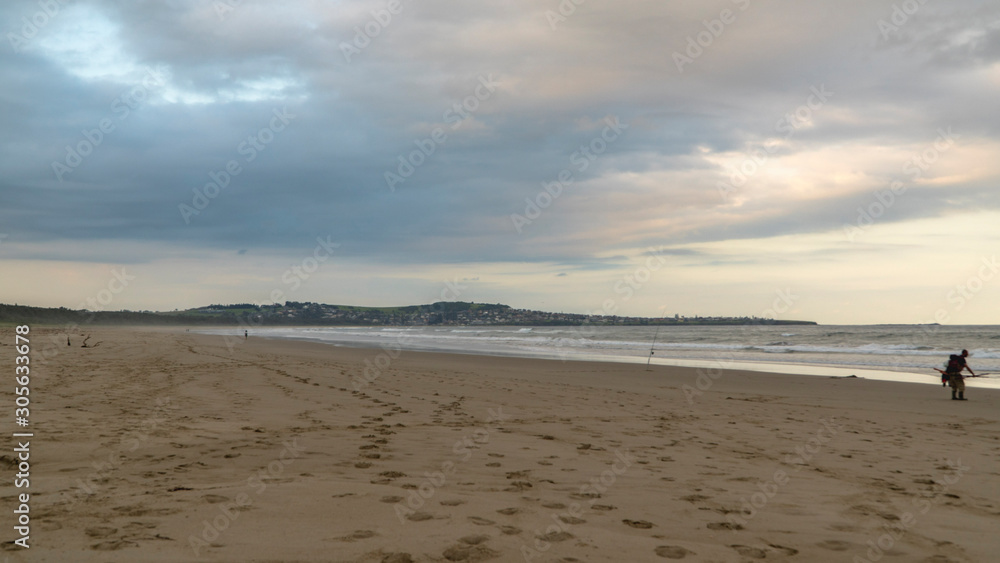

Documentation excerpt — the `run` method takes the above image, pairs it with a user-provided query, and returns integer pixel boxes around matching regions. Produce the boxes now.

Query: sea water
[199,324,1000,388]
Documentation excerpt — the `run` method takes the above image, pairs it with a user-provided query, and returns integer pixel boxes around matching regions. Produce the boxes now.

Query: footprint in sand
[91,539,139,551]
[497,508,520,515]
[338,530,377,542]
[381,553,414,563]
[85,526,117,538]
[559,515,586,524]
[499,525,521,535]
[440,499,466,506]
[443,544,499,562]
[623,519,654,529]
[730,545,767,559]
[591,504,616,511]
[380,496,404,503]
[768,544,799,556]
[406,512,434,522]
[542,502,567,509]
[707,522,743,531]
[468,516,495,526]
[817,540,850,551]
[654,545,693,559]
[538,530,573,542]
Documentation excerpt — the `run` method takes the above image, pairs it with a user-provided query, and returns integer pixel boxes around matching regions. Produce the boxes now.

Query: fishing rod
[934,369,992,378]
[646,325,661,371]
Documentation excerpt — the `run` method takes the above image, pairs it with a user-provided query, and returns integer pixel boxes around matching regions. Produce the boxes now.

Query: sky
[1,0,999,325]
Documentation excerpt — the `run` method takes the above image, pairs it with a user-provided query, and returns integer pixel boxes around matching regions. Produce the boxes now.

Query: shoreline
[194,326,1000,390]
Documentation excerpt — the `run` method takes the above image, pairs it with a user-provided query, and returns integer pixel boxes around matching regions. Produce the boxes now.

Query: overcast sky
[2,0,999,324]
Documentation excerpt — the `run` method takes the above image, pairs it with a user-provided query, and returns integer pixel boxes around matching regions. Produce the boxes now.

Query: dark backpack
[946,354,963,374]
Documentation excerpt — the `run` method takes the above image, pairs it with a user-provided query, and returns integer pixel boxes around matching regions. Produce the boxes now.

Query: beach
[4,326,1000,562]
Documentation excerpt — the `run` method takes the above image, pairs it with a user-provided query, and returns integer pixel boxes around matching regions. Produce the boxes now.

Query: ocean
[200,324,1000,388]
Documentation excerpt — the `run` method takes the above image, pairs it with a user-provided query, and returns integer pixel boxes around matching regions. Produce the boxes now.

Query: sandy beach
[3,326,999,562]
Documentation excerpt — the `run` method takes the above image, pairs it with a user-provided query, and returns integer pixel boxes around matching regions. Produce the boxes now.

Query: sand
[2,326,999,562]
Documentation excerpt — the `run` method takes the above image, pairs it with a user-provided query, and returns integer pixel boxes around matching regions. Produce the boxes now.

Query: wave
[193,325,1000,373]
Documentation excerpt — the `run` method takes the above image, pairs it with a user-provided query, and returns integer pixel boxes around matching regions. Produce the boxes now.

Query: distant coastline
[0,301,817,327]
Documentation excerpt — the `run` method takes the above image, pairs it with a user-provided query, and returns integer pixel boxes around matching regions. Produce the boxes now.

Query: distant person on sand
[943,349,975,401]
[245,330,248,340]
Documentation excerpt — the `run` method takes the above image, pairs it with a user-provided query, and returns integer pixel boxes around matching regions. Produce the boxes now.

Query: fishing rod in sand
[646,325,661,371]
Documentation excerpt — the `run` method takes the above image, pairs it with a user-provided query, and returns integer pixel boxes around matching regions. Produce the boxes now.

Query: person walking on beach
[944,349,975,401]
[244,330,248,340]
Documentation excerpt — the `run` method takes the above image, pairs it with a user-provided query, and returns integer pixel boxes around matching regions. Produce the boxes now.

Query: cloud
[1,0,997,321]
